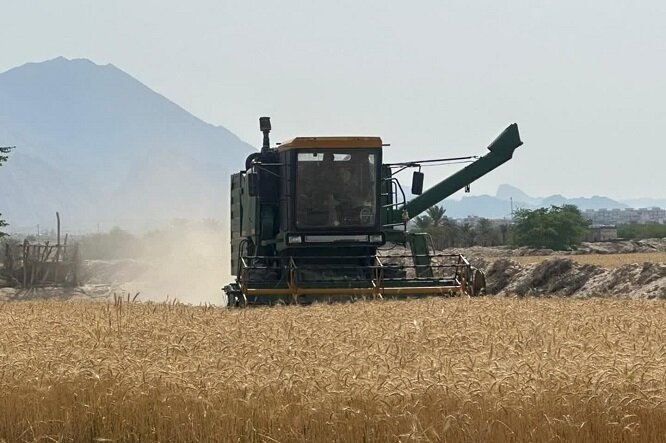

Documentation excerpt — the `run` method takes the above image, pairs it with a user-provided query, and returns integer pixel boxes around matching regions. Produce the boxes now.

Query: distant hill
[442,185,631,219]
[0,57,253,231]
[495,184,541,206]
[541,194,627,211]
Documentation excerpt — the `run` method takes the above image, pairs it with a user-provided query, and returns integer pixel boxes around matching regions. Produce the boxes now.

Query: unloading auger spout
[391,123,523,223]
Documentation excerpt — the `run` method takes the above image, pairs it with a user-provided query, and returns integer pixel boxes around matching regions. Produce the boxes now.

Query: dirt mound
[485,257,666,299]
[486,258,602,297]
[576,238,666,255]
[484,259,519,294]
[446,238,666,259]
[579,262,666,298]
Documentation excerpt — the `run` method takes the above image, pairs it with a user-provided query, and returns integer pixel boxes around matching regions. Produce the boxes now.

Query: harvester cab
[224,118,523,306]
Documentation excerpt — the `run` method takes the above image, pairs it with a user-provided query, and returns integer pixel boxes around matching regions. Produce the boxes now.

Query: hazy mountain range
[443,184,666,220]
[0,57,663,232]
[0,57,253,232]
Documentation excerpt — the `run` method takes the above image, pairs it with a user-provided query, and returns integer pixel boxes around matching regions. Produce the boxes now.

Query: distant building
[584,207,666,225]
[585,225,618,242]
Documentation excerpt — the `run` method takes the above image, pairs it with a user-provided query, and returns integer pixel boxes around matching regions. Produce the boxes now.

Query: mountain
[0,57,253,231]
[541,195,627,210]
[495,184,541,206]
[440,195,514,220]
[441,185,632,219]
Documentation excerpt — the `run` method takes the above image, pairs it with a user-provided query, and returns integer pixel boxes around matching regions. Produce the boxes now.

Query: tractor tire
[223,283,247,308]
[470,268,486,297]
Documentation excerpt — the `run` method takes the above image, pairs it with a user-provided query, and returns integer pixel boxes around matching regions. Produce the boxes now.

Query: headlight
[287,235,303,244]
[369,234,384,243]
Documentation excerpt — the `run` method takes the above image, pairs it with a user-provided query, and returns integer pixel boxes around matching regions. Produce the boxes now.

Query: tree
[477,218,501,246]
[430,217,461,249]
[617,223,666,240]
[411,207,513,249]
[458,222,477,247]
[499,223,510,244]
[512,205,589,250]
[413,215,432,230]
[426,206,446,227]
[0,146,14,238]
[412,206,459,249]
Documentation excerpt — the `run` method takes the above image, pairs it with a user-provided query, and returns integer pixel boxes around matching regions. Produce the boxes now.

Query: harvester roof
[277,136,383,152]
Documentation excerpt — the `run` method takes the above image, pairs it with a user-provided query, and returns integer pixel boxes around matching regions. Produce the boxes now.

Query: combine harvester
[224,117,523,306]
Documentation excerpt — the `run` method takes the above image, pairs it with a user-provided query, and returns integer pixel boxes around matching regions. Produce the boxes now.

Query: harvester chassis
[224,250,486,307]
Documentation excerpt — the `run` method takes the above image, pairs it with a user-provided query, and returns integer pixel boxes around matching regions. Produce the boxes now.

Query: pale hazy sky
[2,1,665,199]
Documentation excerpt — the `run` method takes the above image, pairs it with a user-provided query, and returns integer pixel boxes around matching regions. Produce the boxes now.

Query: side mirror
[411,171,424,195]
[247,171,259,197]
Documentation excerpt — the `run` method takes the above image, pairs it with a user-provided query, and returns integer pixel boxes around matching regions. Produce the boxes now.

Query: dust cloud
[83,221,232,305]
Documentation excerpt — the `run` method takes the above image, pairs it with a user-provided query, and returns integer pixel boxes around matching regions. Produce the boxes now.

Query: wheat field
[2,297,666,442]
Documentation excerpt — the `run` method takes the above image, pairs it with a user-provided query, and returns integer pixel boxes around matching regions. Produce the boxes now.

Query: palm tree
[499,223,510,244]
[477,218,495,246]
[459,223,477,247]
[426,206,446,227]
[414,215,432,230]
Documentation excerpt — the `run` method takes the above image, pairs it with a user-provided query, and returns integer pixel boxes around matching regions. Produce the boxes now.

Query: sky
[1,0,665,200]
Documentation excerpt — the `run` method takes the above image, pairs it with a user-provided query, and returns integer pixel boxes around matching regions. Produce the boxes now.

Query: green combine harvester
[224,117,523,306]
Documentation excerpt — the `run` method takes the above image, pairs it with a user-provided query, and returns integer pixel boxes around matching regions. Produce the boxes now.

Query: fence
[2,239,80,288]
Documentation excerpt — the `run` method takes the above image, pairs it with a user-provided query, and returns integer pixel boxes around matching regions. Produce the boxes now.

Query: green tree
[477,218,501,246]
[413,215,432,229]
[459,222,477,246]
[412,206,460,249]
[512,205,589,250]
[617,223,666,240]
[499,223,510,244]
[426,217,459,249]
[426,206,446,227]
[0,146,14,238]
[411,207,512,250]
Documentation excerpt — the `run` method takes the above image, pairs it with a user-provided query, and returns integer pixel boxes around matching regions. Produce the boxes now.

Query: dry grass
[513,252,666,268]
[2,297,666,442]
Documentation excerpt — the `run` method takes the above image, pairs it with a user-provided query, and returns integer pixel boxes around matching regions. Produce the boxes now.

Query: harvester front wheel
[224,283,247,308]
[469,268,486,297]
